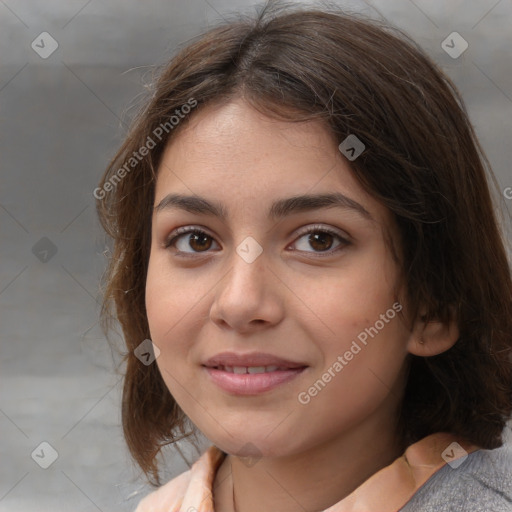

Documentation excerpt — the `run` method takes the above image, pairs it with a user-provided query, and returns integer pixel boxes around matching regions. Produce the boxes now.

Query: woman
[96,3,512,511]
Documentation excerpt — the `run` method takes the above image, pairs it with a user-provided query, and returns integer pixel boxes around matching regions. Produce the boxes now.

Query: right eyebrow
[155,194,228,219]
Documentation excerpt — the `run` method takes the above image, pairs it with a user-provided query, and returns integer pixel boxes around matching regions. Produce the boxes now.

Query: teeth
[247,366,266,374]
[219,365,285,374]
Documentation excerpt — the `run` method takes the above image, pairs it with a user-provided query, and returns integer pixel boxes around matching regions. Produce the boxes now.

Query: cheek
[145,253,205,335]
[145,254,213,396]
[145,261,171,337]
[297,315,409,437]
[145,256,193,360]
[294,251,400,338]
[292,247,408,386]
[145,264,192,406]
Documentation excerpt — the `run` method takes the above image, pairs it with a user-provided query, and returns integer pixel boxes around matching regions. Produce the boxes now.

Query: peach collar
[135,432,480,512]
[325,432,479,511]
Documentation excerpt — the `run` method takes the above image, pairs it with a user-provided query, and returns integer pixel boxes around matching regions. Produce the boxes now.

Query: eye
[164,226,220,256]
[290,225,350,256]
[164,224,350,258]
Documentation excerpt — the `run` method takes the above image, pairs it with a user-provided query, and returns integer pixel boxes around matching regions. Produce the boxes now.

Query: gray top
[399,443,512,511]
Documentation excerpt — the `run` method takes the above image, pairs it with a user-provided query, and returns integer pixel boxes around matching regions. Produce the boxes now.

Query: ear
[407,308,459,357]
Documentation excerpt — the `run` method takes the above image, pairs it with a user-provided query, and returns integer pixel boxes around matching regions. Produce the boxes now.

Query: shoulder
[134,446,226,512]
[400,442,512,511]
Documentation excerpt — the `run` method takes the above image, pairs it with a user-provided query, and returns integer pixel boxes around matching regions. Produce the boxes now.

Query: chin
[204,429,301,460]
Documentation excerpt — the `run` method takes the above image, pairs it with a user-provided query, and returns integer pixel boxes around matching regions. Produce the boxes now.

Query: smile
[202,351,309,395]
[214,365,288,374]
[203,366,307,395]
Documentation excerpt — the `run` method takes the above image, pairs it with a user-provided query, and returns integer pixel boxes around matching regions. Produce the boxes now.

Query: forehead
[154,98,391,227]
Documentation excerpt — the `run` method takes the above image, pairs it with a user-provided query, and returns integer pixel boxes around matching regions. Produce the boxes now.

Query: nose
[209,247,285,334]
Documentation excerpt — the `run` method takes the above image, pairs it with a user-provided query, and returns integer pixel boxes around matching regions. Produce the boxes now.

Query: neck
[213,403,403,512]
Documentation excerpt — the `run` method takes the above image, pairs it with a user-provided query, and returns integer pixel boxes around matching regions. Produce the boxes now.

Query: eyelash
[163,224,351,259]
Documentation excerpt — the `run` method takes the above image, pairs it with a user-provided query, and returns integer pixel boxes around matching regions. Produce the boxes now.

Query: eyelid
[163,225,214,248]
[292,223,351,243]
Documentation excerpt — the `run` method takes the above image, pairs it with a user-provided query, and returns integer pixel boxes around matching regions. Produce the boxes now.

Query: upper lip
[203,352,308,369]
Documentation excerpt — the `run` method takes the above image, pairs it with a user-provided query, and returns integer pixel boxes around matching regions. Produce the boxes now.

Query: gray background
[1,0,511,511]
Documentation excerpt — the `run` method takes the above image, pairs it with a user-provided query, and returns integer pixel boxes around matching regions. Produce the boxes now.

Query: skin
[145,98,459,512]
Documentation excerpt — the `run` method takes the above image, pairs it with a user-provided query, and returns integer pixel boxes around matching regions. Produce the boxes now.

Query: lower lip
[204,367,307,395]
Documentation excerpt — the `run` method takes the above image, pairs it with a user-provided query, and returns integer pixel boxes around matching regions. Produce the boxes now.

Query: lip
[203,351,307,369]
[202,351,308,395]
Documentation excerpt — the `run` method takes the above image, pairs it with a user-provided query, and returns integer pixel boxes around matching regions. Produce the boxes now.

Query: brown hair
[96,2,512,484]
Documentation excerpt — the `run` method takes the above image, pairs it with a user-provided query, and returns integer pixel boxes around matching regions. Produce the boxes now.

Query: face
[145,98,414,458]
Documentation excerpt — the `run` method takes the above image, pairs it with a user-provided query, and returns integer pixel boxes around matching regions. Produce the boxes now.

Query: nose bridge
[225,235,267,297]
[210,235,282,329]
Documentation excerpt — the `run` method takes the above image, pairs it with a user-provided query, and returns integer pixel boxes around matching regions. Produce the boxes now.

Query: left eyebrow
[154,192,374,222]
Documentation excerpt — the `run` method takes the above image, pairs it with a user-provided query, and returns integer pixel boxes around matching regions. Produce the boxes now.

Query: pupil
[190,233,211,251]
[309,232,332,251]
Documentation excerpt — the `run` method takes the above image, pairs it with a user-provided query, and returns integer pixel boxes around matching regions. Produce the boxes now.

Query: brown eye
[308,232,335,252]
[165,227,220,254]
[291,226,350,256]
[188,232,213,252]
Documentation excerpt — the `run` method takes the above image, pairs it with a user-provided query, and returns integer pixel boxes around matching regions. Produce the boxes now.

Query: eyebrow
[154,192,373,222]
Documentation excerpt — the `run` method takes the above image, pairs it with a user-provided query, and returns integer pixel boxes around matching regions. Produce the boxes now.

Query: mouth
[202,352,308,395]
[209,365,297,374]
